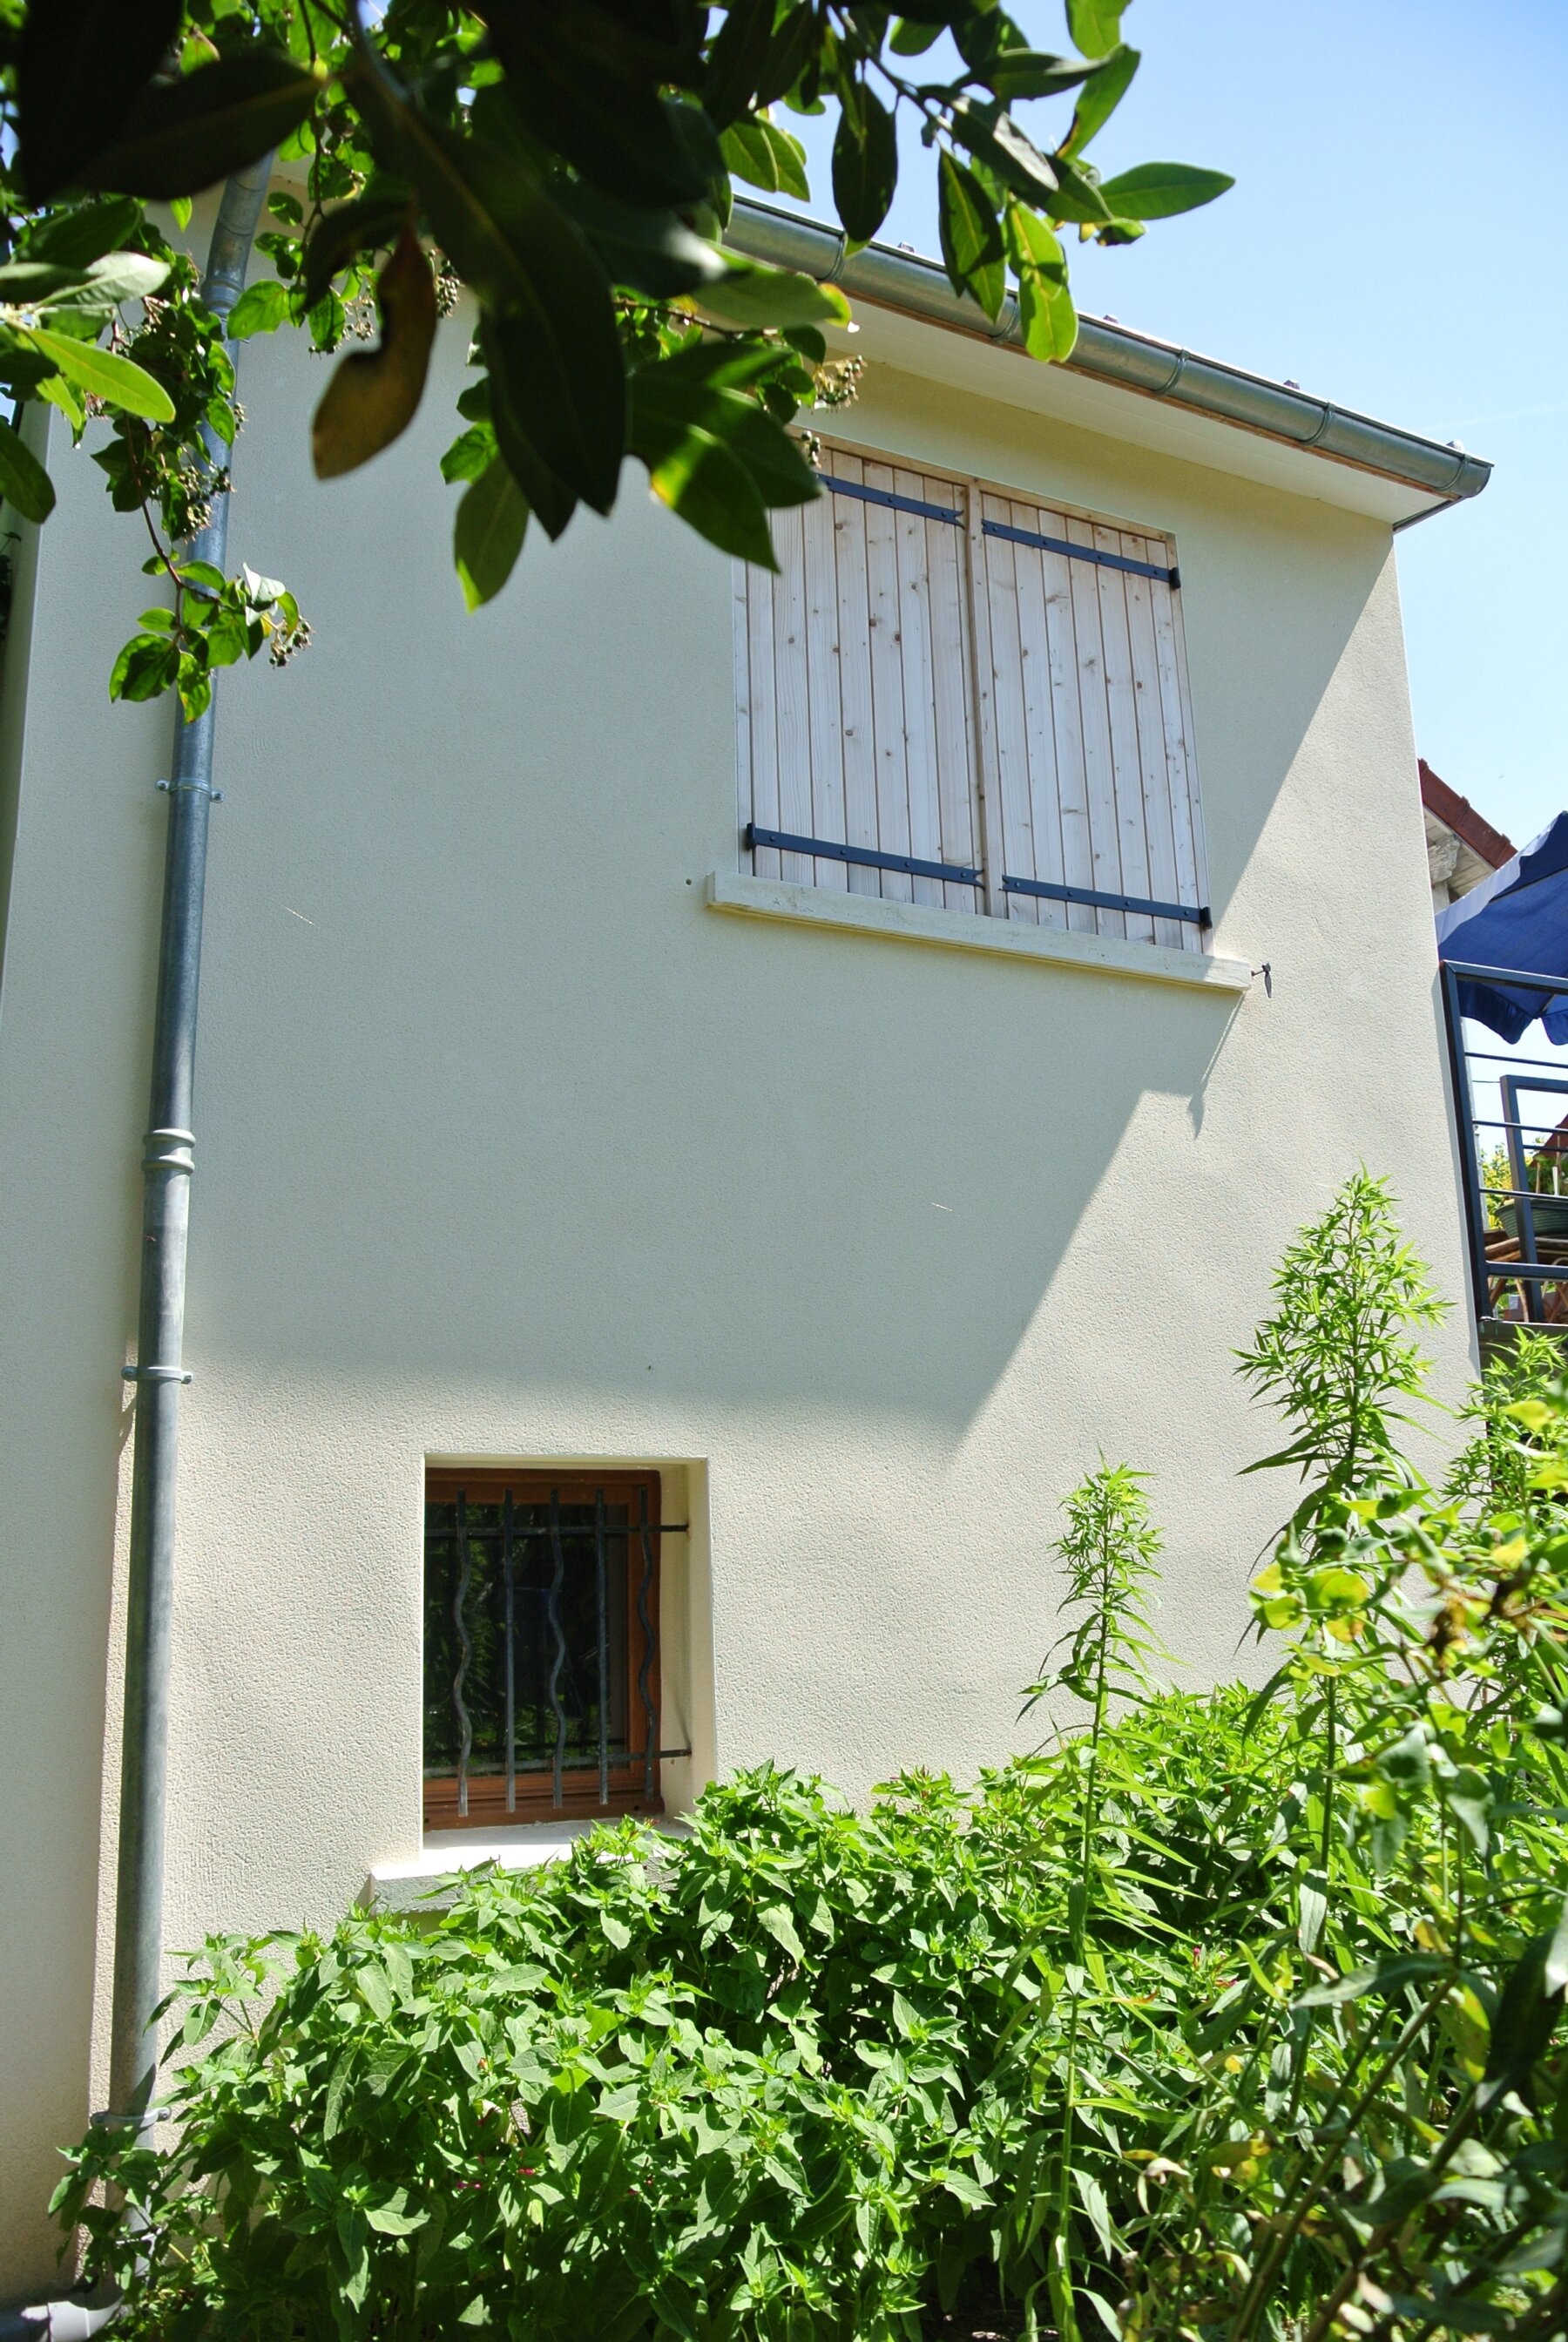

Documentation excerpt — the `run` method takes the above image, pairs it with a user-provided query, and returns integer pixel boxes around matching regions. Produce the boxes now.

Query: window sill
[706,873,1253,993]
[364,1818,690,1912]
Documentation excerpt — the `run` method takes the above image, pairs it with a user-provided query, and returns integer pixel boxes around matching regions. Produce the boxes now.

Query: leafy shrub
[57,1176,1568,2339]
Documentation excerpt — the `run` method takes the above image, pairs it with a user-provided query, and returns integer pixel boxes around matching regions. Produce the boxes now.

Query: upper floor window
[733,444,1209,954]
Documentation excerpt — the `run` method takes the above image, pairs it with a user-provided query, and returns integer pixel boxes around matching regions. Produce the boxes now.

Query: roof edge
[1420,759,1515,870]
[728,197,1492,511]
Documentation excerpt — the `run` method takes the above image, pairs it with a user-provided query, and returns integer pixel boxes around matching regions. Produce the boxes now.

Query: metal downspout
[0,159,269,2342]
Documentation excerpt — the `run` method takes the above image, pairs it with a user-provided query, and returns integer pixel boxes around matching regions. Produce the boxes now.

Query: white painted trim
[706,871,1254,993]
[366,1819,692,1912]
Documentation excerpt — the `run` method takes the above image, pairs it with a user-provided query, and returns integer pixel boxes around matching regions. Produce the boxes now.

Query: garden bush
[58,1172,1568,2339]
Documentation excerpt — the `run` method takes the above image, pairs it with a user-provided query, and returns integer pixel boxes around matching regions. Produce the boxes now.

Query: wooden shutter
[735,451,982,914]
[971,489,1207,952]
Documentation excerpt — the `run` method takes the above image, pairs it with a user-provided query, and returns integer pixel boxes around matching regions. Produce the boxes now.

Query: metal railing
[422,1481,690,1823]
[1442,959,1568,1326]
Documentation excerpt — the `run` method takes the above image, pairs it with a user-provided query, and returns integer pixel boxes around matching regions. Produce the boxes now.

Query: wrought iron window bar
[745,825,1208,929]
[814,472,1181,590]
[434,1484,686,1821]
[1441,958,1568,1327]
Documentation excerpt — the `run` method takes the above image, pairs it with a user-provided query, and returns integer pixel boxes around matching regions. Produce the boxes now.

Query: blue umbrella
[1436,812,1568,1043]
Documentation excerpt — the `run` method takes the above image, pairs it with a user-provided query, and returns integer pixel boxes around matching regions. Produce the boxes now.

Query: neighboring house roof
[727,197,1494,525]
[1420,760,1515,870]
[1421,758,1514,907]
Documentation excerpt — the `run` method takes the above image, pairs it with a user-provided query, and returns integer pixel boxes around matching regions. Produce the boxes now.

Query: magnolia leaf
[78,50,324,201]
[554,184,730,301]
[721,118,810,202]
[312,227,437,481]
[453,458,530,610]
[24,326,174,421]
[300,193,412,315]
[938,152,1005,322]
[0,416,57,523]
[1095,163,1235,220]
[697,263,849,330]
[1065,0,1126,59]
[833,82,898,246]
[1065,46,1140,157]
[17,0,183,201]
[25,200,145,273]
[706,0,777,130]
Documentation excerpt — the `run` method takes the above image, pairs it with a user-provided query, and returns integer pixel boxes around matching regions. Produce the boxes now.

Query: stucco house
[0,193,1493,2297]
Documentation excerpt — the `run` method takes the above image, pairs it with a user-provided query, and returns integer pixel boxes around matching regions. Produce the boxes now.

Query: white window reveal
[733,447,1210,954]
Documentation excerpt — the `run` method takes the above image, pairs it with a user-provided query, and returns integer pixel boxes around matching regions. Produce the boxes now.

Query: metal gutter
[727,196,1491,511]
[0,158,270,2342]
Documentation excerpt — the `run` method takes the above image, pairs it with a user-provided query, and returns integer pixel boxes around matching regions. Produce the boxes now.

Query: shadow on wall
[178,485,1384,1437]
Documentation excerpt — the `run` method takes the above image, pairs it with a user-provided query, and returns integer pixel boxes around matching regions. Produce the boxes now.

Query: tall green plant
[1023,1462,1166,2342]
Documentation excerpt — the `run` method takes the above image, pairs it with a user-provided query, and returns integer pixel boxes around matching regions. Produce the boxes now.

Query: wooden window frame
[423,1466,663,1832]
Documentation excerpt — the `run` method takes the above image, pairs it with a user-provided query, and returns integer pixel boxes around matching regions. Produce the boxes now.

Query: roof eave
[727,197,1492,517]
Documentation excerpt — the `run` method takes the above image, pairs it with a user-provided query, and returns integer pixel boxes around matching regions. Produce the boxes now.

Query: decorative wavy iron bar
[1001,873,1208,926]
[747,823,982,888]
[502,1490,516,1814]
[820,472,961,525]
[981,516,1178,587]
[594,1489,610,1808]
[637,1486,659,1804]
[546,1491,568,1811]
[453,1492,473,1820]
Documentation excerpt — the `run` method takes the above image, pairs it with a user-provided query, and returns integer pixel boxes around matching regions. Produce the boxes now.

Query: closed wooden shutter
[971,489,1206,952]
[734,448,1208,952]
[734,451,982,913]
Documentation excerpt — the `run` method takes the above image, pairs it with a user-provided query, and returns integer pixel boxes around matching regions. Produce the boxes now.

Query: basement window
[733,442,1211,952]
[422,1468,665,1831]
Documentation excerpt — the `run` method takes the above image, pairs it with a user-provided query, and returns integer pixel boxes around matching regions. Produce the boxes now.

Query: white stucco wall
[0,306,1475,2292]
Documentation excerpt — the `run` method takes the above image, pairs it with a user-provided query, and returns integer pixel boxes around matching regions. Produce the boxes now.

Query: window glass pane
[423,1496,632,1784]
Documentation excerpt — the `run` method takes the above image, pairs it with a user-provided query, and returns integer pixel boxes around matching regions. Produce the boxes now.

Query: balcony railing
[1442,958,1568,1327]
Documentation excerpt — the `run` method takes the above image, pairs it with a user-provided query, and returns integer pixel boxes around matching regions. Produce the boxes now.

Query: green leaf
[1065,0,1126,60]
[442,423,496,487]
[1296,1955,1448,2009]
[759,1905,806,1964]
[833,82,898,246]
[358,1964,394,2022]
[0,416,56,523]
[475,12,707,208]
[299,192,411,315]
[937,152,1004,322]
[1046,152,1115,227]
[556,184,731,301]
[889,17,943,56]
[942,2170,994,2210]
[25,199,145,272]
[948,101,1059,209]
[1094,162,1235,220]
[698,263,850,330]
[226,278,293,340]
[988,51,1102,102]
[78,49,324,201]
[110,631,179,703]
[350,106,625,520]
[631,392,776,568]
[1007,206,1077,362]
[17,0,183,202]
[1064,47,1139,158]
[601,1911,633,1951]
[722,118,810,202]
[706,0,778,130]
[312,227,437,481]
[453,457,530,610]
[23,326,174,421]
[1485,1931,1565,2101]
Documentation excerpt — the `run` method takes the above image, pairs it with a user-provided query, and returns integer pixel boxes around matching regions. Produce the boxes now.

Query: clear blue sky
[773,0,1566,851]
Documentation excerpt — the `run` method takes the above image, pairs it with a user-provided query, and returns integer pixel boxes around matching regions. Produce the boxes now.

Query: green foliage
[78,1174,1568,2342]
[0,1,1232,688]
